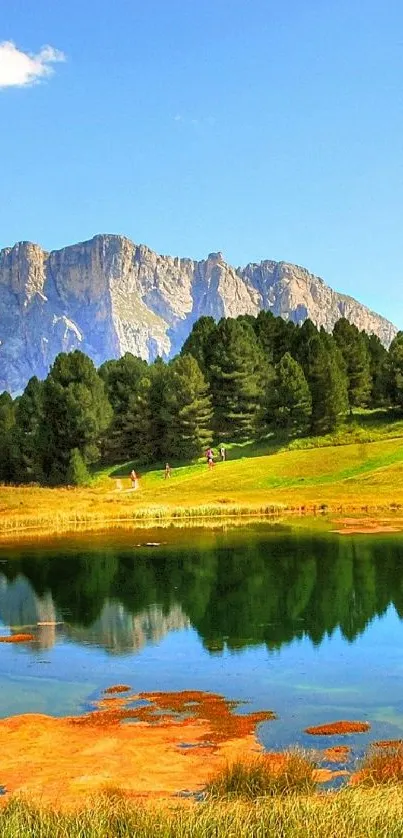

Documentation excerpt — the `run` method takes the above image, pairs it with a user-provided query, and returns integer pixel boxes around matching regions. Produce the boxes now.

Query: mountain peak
[0,235,397,395]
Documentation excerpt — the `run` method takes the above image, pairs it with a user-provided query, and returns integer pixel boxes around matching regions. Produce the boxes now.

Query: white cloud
[173,114,216,128]
[0,41,65,89]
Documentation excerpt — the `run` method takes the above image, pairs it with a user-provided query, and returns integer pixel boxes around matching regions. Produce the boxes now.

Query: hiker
[164,463,172,479]
[219,445,226,462]
[130,469,139,490]
[205,447,214,469]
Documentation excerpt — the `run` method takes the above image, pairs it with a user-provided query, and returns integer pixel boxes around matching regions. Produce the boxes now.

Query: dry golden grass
[3,787,403,838]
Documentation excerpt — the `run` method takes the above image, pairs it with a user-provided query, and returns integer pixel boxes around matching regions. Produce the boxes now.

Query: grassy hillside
[1,411,403,539]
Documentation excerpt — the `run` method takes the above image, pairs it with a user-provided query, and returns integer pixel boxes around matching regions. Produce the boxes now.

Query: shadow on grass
[105,432,304,479]
[97,410,403,482]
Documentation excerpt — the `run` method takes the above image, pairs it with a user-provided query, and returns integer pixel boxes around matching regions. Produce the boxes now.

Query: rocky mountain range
[0,233,398,396]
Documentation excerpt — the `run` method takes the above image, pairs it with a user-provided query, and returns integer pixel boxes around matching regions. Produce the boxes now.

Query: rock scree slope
[0,234,397,395]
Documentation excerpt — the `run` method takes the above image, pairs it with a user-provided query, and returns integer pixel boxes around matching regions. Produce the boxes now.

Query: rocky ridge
[0,234,397,395]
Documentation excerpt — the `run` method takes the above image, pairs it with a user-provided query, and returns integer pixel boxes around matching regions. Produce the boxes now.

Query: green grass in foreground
[4,789,403,838]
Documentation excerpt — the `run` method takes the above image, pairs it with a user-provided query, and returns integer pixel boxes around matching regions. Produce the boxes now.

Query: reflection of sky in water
[1,528,403,764]
[1,604,403,758]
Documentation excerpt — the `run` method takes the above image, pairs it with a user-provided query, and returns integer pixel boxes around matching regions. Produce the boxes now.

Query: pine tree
[40,351,113,484]
[293,323,348,434]
[292,318,321,372]
[268,353,311,430]
[66,448,91,486]
[363,332,389,407]
[181,316,217,378]
[209,318,267,440]
[254,311,296,364]
[147,358,171,462]
[165,354,213,460]
[0,392,16,482]
[310,334,349,434]
[99,354,148,412]
[99,354,149,461]
[388,332,403,408]
[333,318,371,412]
[118,372,155,464]
[11,377,44,483]
[116,357,171,465]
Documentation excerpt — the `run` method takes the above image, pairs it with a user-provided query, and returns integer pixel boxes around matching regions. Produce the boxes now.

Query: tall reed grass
[205,751,317,799]
[3,788,403,838]
[358,742,403,784]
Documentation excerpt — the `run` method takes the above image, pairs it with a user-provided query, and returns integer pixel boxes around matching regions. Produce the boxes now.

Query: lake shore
[0,684,382,810]
[0,689,271,808]
[1,491,403,544]
[2,435,403,542]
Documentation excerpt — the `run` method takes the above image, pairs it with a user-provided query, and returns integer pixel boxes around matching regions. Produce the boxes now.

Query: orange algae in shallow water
[136,690,277,745]
[0,633,34,644]
[71,689,277,745]
[305,721,370,736]
[0,689,277,808]
[103,685,131,695]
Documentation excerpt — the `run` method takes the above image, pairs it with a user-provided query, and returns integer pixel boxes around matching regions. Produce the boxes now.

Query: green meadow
[1,410,403,539]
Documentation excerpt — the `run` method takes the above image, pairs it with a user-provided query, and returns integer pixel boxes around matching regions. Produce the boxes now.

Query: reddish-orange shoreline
[305,721,370,736]
[0,689,276,809]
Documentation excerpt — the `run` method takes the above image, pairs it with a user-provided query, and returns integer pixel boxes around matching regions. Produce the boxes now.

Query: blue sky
[1,0,402,325]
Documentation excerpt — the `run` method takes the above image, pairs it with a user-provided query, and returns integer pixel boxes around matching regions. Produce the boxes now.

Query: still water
[1,525,403,763]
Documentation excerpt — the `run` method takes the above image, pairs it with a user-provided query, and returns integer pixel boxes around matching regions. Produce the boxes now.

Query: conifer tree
[0,392,16,481]
[11,377,44,482]
[144,357,171,462]
[292,318,320,371]
[181,316,217,378]
[99,354,149,461]
[363,332,388,407]
[254,310,296,364]
[66,448,91,486]
[165,354,213,460]
[117,371,155,464]
[293,322,348,434]
[40,351,112,483]
[209,318,267,439]
[268,352,311,430]
[333,318,371,412]
[310,334,349,434]
[388,332,403,408]
[99,354,148,412]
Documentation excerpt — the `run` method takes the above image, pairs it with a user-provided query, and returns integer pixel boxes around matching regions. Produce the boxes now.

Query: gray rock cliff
[0,234,398,395]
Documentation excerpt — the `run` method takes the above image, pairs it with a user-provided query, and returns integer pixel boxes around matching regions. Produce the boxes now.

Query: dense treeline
[0,311,402,485]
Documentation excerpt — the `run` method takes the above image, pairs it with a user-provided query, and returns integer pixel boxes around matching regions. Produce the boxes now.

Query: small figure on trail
[130,469,139,490]
[164,463,172,479]
[219,445,226,462]
[205,447,214,469]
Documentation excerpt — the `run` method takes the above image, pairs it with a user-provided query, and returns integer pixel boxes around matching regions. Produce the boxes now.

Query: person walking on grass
[130,469,139,490]
[219,445,226,462]
[164,463,172,479]
[205,447,215,469]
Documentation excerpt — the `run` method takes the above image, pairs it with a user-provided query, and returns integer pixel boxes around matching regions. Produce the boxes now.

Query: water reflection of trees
[1,533,403,653]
